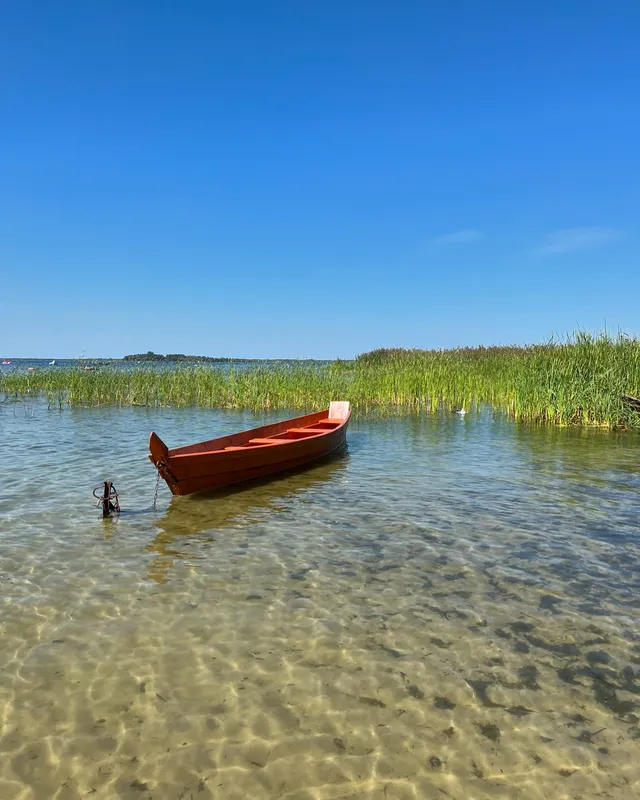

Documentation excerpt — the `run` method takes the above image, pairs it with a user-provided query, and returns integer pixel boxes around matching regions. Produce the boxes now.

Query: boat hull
[149,405,350,496]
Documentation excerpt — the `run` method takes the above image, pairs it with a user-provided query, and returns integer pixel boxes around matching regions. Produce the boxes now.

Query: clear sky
[1,1,638,359]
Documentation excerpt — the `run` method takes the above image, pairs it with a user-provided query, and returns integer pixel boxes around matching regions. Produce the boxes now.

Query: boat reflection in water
[146,448,349,583]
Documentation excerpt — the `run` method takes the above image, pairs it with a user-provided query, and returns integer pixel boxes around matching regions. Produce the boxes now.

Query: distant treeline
[123,352,330,363]
[123,352,241,363]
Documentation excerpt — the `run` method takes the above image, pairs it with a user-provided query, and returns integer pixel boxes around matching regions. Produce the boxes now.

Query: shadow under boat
[145,447,349,581]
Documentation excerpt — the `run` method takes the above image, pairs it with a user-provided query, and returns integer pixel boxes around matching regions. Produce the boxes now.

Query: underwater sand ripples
[0,402,638,798]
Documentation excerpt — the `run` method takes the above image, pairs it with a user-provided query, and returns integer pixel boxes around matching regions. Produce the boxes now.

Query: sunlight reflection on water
[1,399,639,799]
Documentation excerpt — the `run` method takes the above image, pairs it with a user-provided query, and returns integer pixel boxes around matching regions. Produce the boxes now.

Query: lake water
[1,399,639,799]
[0,358,330,374]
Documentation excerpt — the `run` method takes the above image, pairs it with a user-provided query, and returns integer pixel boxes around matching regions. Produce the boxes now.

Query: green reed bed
[355,333,640,428]
[2,333,639,429]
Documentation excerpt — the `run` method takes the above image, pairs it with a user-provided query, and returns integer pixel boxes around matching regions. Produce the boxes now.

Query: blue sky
[1,1,638,358]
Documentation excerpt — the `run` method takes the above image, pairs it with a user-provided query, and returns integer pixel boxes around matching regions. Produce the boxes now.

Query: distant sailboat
[49,360,56,366]
[1,359,11,365]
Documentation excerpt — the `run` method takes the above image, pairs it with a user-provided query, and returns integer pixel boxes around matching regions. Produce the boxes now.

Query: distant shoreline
[0,355,333,363]
[121,352,325,363]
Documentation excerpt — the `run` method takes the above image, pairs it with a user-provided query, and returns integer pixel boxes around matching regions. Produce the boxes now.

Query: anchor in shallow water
[93,481,120,518]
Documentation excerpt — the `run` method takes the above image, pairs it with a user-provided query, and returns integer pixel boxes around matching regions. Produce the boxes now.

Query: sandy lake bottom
[1,401,639,799]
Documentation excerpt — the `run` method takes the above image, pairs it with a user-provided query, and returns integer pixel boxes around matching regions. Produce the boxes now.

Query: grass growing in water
[2,332,639,429]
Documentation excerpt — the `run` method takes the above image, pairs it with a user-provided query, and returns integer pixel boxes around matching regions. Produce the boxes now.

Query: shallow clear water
[1,399,639,799]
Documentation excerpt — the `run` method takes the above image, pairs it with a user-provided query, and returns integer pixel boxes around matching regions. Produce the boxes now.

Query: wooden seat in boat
[248,437,293,444]
[286,428,327,434]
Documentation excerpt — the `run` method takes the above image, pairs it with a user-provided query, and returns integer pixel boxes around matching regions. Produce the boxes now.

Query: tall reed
[2,332,639,429]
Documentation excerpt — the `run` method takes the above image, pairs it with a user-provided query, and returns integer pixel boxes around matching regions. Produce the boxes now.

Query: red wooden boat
[148,401,350,496]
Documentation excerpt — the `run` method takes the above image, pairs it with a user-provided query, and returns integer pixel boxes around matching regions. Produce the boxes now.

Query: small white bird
[454,407,467,415]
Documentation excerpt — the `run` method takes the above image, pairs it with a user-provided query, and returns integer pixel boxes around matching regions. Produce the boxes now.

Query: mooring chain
[153,470,161,510]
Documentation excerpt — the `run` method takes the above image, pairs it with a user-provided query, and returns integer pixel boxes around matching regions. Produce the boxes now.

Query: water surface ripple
[1,400,639,799]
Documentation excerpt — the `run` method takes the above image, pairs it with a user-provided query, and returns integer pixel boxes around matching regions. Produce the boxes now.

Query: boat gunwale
[168,409,350,460]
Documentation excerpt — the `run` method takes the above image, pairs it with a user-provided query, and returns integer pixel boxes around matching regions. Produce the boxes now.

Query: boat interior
[159,402,351,460]
[222,418,344,451]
